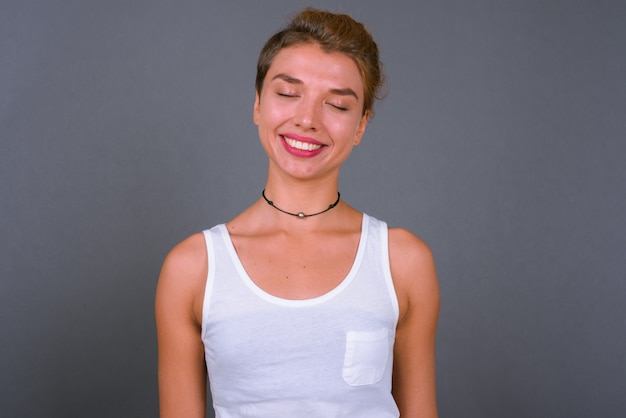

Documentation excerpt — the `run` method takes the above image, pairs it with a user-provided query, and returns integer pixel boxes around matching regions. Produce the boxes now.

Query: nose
[294,97,320,130]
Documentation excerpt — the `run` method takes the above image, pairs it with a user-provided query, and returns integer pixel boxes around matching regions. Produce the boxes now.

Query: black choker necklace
[262,189,341,218]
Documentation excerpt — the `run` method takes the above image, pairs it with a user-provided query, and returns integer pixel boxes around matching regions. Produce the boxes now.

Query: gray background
[1,0,624,417]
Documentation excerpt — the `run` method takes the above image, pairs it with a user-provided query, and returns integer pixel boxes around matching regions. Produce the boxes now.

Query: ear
[253,92,261,125]
[353,110,370,146]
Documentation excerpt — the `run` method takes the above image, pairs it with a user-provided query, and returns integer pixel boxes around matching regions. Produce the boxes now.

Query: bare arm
[155,233,208,418]
[389,228,440,418]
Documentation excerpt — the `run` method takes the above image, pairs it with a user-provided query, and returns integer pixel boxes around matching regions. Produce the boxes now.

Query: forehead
[265,43,364,93]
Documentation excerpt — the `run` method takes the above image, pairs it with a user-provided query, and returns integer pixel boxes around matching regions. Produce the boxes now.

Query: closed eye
[330,103,348,111]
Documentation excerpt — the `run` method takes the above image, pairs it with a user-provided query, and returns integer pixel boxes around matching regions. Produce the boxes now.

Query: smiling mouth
[283,136,323,151]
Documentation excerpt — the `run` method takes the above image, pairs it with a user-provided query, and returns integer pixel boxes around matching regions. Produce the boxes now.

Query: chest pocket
[342,328,390,386]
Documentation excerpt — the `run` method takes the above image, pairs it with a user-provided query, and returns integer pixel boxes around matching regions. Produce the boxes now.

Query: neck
[263,172,340,209]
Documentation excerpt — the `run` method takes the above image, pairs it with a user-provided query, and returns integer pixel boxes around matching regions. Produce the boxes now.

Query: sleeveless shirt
[201,214,400,417]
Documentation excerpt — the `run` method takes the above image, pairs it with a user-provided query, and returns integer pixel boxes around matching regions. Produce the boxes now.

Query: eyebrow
[271,73,359,100]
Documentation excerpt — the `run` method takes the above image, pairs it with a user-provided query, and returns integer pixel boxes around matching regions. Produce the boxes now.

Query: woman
[156,8,439,418]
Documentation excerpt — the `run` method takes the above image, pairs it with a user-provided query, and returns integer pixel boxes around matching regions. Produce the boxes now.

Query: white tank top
[201,214,400,418]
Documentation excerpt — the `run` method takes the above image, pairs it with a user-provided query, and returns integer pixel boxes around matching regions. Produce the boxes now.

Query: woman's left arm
[388,228,440,418]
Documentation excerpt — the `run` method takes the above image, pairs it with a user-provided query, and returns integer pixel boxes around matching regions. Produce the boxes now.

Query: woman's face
[254,43,369,182]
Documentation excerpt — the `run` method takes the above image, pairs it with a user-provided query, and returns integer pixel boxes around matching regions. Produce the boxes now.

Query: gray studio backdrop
[1,1,625,417]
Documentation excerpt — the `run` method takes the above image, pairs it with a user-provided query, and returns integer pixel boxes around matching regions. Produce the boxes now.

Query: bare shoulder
[156,232,208,325]
[388,227,434,263]
[388,228,439,321]
[161,233,207,277]
[388,227,436,282]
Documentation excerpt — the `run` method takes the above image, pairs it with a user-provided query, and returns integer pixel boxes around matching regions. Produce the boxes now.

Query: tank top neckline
[216,213,370,307]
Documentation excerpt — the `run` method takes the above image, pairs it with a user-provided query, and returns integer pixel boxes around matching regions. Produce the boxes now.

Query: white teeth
[284,136,322,151]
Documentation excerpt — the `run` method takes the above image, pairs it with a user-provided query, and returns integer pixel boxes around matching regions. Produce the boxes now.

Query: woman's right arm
[155,233,208,418]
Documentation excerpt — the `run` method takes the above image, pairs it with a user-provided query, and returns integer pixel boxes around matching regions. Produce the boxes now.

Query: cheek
[328,115,363,138]
[259,101,287,127]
